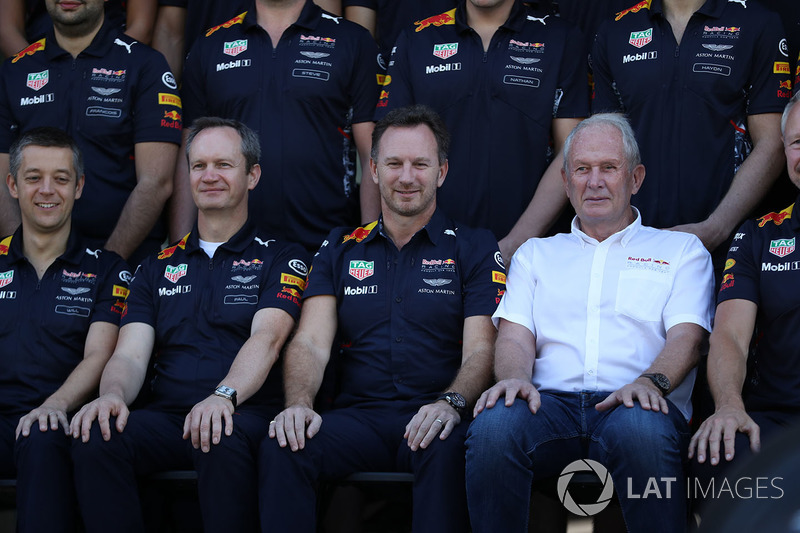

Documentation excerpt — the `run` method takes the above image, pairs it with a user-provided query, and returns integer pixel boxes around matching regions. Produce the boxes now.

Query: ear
[630,164,645,195]
[247,164,261,191]
[74,174,85,200]
[369,157,379,185]
[6,174,18,200]
[561,167,570,196]
[436,159,448,188]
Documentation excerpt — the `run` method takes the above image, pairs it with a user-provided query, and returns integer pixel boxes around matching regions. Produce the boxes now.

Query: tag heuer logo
[433,43,458,60]
[26,70,49,91]
[769,238,795,258]
[0,270,13,289]
[348,260,374,281]
[164,264,188,283]
[629,28,653,48]
[223,39,248,56]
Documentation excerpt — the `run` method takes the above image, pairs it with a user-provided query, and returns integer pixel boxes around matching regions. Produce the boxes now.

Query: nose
[39,176,56,194]
[397,162,415,184]
[586,167,604,189]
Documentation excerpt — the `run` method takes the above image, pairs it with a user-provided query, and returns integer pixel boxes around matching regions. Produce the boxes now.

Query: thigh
[0,415,16,476]
[107,409,193,474]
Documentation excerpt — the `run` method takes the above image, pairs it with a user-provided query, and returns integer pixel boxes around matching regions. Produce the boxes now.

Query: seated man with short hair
[465,113,715,533]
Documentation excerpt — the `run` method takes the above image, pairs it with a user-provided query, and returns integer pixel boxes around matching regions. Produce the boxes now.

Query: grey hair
[185,117,261,173]
[562,113,641,174]
[9,127,83,181]
[781,92,800,137]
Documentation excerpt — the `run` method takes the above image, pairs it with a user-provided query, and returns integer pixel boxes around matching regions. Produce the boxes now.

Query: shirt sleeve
[132,47,183,144]
[303,230,340,299]
[745,9,790,115]
[662,234,715,332]
[181,39,208,128]
[348,23,381,124]
[374,28,414,120]
[492,240,537,336]
[257,242,310,320]
[589,20,624,113]
[717,219,760,306]
[120,258,158,328]
[554,22,590,119]
[460,228,506,318]
[0,61,16,153]
[90,251,131,325]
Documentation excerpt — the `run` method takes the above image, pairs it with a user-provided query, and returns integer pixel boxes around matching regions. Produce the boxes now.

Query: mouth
[36,202,58,209]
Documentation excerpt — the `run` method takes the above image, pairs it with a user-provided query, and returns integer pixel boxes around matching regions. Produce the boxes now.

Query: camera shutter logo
[557,459,615,516]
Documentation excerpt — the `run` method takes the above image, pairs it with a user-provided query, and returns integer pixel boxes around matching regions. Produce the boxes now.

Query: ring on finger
[435,418,443,424]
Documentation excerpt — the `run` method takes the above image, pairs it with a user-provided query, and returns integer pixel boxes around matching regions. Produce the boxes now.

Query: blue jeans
[465,391,690,533]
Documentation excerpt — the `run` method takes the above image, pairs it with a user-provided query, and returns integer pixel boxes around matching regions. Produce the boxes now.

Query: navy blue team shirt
[304,209,506,407]
[375,0,589,240]
[122,221,308,411]
[591,0,790,229]
[0,229,130,415]
[182,1,380,252]
[0,20,183,247]
[717,198,800,413]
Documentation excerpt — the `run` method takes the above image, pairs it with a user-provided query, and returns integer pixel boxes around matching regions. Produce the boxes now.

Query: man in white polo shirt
[465,113,715,533]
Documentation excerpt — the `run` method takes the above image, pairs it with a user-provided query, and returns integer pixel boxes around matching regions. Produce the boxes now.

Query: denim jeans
[465,391,690,533]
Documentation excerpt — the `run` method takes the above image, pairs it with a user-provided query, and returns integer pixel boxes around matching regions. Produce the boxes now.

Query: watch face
[216,386,235,397]
[447,393,466,410]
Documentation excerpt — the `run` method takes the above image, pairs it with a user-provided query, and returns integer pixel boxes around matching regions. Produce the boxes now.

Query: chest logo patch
[628,28,652,48]
[0,270,13,288]
[164,264,188,283]
[224,39,248,56]
[769,238,795,258]
[26,70,48,91]
[433,43,458,60]
[348,260,374,281]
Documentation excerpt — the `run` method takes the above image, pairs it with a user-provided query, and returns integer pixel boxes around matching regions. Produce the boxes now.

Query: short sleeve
[492,240,537,336]
[90,251,132,325]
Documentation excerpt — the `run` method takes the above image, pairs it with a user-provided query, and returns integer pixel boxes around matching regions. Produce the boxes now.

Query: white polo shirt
[493,210,714,420]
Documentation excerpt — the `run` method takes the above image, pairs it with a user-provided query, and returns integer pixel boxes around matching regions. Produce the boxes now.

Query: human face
[783,104,800,189]
[370,124,447,220]
[6,145,83,235]
[188,126,260,215]
[562,124,644,239]
[45,0,105,32]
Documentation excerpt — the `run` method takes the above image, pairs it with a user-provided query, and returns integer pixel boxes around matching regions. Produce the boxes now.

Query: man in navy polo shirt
[0,0,182,264]
[261,105,505,532]
[591,0,789,260]
[0,127,129,532]
[688,93,800,498]
[174,0,379,253]
[70,118,308,533]
[374,0,590,262]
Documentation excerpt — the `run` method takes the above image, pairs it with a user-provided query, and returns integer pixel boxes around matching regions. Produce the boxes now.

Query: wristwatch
[437,392,467,413]
[639,373,671,395]
[214,385,238,407]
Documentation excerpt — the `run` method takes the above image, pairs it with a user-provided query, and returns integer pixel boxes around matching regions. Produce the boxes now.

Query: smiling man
[260,105,505,532]
[69,118,308,533]
[465,113,715,532]
[0,127,129,533]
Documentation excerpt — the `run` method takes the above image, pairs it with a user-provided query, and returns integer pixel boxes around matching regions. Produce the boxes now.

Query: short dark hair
[185,117,261,173]
[9,127,83,181]
[371,105,449,164]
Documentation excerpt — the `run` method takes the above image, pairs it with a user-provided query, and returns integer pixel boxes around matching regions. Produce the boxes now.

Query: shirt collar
[3,226,86,266]
[570,207,643,247]
[376,207,448,247]
[185,219,259,255]
[45,17,118,60]
[243,0,321,32]
[455,0,526,35]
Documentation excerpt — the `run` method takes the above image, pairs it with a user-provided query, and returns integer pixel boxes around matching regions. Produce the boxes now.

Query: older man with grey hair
[465,113,715,532]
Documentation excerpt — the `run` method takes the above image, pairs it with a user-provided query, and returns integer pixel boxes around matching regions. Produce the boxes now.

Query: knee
[467,400,528,454]
[70,422,127,465]
[603,404,688,453]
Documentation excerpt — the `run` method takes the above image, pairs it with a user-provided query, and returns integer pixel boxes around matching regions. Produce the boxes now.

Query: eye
[217,162,231,168]
[55,176,70,184]
[191,163,205,171]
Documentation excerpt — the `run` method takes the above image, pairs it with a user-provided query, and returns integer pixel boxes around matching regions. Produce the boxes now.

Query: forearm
[707,333,748,411]
[0,0,26,58]
[105,178,172,258]
[283,339,327,408]
[124,0,158,44]
[44,355,110,413]
[98,355,147,405]
[642,324,705,390]
[502,156,568,253]
[151,5,186,82]
[493,336,535,382]
[168,135,196,241]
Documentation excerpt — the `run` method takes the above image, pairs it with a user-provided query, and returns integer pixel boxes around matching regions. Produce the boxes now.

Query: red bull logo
[414,8,456,32]
[443,259,456,265]
[342,221,377,244]
[112,301,126,315]
[379,90,390,99]
[205,12,247,37]
[779,80,793,90]
[12,38,45,63]
[615,0,651,21]
[757,206,793,227]
[163,110,181,121]
[158,234,189,259]
[161,110,182,129]
[0,236,11,256]
[281,287,301,298]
